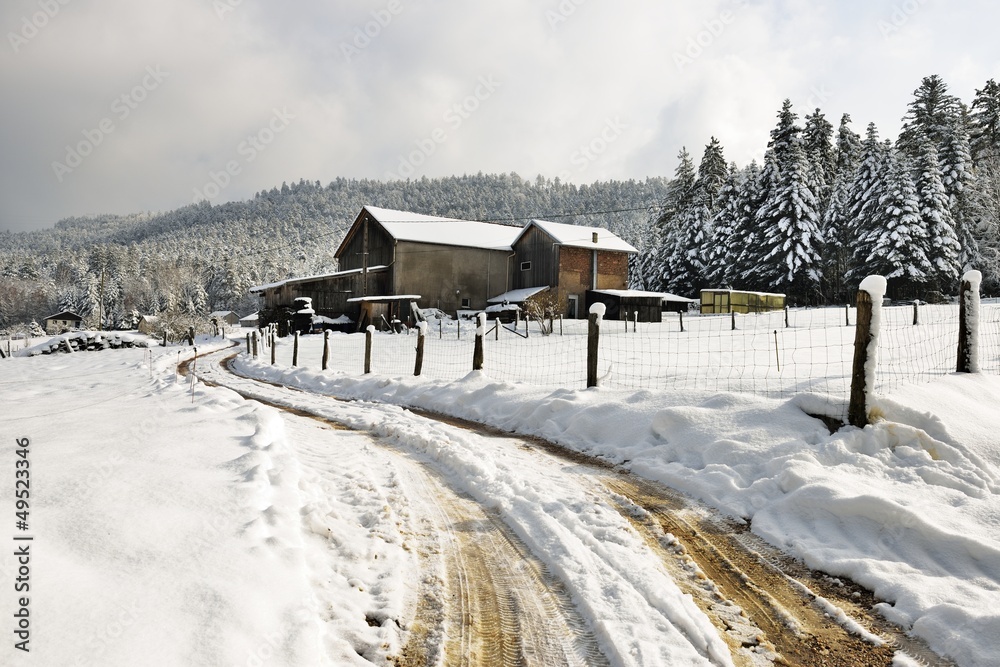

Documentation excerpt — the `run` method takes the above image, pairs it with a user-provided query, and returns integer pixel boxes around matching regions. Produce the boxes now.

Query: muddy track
[185,351,605,667]
[407,410,956,667]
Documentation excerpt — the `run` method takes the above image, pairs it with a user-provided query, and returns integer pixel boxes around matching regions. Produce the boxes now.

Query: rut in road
[395,462,607,667]
[189,352,607,667]
[422,410,957,667]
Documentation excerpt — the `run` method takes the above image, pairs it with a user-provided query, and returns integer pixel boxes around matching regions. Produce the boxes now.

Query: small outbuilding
[586,290,669,322]
[700,289,785,314]
[209,310,240,326]
[239,312,259,328]
[137,315,161,335]
[43,311,83,334]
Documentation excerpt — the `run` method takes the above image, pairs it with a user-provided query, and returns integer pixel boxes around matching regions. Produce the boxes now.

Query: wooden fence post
[559,314,563,336]
[161,331,167,347]
[473,313,485,371]
[913,301,919,326]
[270,331,276,365]
[252,332,258,358]
[246,334,251,355]
[845,303,850,326]
[848,276,886,428]
[731,310,736,331]
[587,308,601,388]
[322,330,330,371]
[785,306,790,328]
[679,310,684,332]
[414,323,425,376]
[292,331,299,367]
[364,326,373,374]
[957,270,982,373]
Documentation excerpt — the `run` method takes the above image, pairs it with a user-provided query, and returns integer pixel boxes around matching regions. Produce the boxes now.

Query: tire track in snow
[410,410,957,667]
[190,352,605,667]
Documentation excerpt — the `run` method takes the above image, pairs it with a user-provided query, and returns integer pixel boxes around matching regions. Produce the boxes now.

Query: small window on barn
[461,298,470,308]
[520,261,531,271]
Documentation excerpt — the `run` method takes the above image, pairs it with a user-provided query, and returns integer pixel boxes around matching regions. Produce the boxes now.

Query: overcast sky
[1,0,997,233]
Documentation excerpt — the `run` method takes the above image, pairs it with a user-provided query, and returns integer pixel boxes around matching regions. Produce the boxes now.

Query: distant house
[137,315,161,335]
[43,311,83,334]
[238,312,259,328]
[209,311,240,326]
[511,219,638,319]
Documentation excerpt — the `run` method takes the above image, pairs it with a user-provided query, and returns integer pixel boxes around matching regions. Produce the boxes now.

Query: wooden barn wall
[338,219,394,272]
[513,227,557,290]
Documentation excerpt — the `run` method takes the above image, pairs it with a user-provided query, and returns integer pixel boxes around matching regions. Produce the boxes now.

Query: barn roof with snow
[335,206,521,256]
[513,219,638,254]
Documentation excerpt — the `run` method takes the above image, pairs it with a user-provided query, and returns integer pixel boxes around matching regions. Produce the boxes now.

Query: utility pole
[362,215,369,297]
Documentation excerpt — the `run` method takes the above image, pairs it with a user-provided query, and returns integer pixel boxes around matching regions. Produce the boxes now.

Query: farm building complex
[251,206,654,328]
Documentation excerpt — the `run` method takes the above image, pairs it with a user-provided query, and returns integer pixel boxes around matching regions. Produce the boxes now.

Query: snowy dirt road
[191,348,953,667]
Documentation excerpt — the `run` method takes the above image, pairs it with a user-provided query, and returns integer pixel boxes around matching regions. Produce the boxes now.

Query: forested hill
[0,173,668,331]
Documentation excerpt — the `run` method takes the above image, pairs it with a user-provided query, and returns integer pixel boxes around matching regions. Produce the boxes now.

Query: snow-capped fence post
[414,322,426,376]
[845,304,850,326]
[849,276,887,428]
[957,270,982,373]
[473,312,485,371]
[587,303,605,388]
[292,331,299,367]
[364,325,374,374]
[322,330,330,371]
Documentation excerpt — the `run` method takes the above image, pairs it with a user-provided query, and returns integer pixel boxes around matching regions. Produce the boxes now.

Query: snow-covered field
[3,320,1000,666]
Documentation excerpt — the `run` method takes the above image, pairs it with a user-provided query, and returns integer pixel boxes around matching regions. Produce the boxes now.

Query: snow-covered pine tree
[732,162,768,290]
[938,117,982,271]
[803,108,837,211]
[864,150,933,297]
[697,137,729,212]
[898,75,964,155]
[755,140,823,303]
[970,79,1000,161]
[645,148,698,292]
[846,123,890,285]
[821,114,863,303]
[705,163,741,287]
[914,140,961,291]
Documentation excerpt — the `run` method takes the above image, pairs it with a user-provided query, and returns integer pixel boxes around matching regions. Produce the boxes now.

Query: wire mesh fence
[266,301,1000,420]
